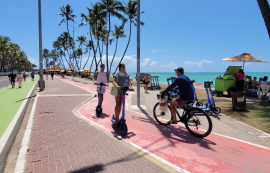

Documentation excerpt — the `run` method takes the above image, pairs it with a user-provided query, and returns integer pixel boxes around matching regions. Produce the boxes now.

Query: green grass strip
[0,77,38,138]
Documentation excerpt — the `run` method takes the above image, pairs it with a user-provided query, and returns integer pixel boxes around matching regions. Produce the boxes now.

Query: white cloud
[141,58,151,66]
[152,49,161,53]
[161,62,177,67]
[28,57,38,65]
[183,60,213,68]
[150,61,157,66]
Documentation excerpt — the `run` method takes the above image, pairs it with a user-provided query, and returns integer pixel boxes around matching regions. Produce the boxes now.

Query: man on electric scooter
[112,63,133,125]
[160,67,194,124]
[93,64,109,107]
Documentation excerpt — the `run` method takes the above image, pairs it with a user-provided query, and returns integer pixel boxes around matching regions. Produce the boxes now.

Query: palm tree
[53,39,66,70]
[43,49,50,70]
[83,40,94,70]
[80,3,106,73]
[109,20,127,74]
[51,49,59,73]
[114,0,144,74]
[100,0,126,73]
[76,35,86,70]
[58,4,77,78]
[257,0,270,39]
[58,4,76,39]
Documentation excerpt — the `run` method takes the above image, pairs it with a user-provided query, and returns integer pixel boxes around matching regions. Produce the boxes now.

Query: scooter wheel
[96,107,102,117]
[213,107,221,114]
[120,122,128,136]
[196,102,203,107]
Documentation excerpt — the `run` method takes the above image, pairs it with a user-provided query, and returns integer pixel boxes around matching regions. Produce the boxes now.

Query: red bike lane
[62,78,270,173]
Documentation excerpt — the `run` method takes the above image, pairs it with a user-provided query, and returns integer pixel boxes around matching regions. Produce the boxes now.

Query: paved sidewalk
[14,75,270,173]
[19,77,171,173]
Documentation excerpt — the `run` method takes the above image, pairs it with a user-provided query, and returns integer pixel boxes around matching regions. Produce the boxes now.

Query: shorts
[97,85,106,94]
[175,96,188,108]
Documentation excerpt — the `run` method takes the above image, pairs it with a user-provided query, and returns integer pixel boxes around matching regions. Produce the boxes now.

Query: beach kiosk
[215,66,247,96]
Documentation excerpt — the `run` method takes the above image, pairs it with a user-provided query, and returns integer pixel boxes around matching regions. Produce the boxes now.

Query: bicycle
[153,93,213,138]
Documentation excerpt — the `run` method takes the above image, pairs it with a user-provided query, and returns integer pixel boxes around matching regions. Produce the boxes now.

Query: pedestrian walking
[31,71,35,81]
[142,73,150,93]
[23,72,27,81]
[51,72,54,80]
[17,73,23,88]
[45,71,49,80]
[8,71,17,88]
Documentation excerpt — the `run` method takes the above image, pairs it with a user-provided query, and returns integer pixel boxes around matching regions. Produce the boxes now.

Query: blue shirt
[163,75,194,101]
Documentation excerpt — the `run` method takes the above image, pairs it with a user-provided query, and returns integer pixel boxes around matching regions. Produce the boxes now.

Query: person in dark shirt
[8,72,17,88]
[31,71,35,81]
[51,72,54,80]
[160,67,194,124]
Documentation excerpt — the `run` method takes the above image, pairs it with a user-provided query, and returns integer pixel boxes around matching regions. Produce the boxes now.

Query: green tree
[257,0,270,39]
[109,20,127,74]
[43,49,50,70]
[114,0,144,74]
[76,35,86,70]
[100,0,125,73]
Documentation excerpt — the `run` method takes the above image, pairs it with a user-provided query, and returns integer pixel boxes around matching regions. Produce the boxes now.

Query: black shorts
[143,81,149,84]
[175,96,188,108]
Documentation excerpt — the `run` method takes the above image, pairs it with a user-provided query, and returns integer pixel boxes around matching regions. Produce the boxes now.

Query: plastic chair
[258,85,270,102]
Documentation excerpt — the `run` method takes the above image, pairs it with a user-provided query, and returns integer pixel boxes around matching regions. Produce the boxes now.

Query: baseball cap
[174,67,184,73]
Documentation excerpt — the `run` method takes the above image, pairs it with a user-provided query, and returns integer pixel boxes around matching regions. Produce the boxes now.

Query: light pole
[38,0,44,91]
[136,0,140,107]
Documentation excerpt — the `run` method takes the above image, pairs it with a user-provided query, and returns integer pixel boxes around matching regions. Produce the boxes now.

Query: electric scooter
[95,82,105,117]
[191,80,203,107]
[111,85,131,136]
[196,81,221,115]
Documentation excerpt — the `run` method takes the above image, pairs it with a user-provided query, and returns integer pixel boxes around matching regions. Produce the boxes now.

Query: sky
[1,0,270,72]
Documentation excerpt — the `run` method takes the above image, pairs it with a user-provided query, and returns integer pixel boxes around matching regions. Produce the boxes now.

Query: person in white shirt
[258,76,270,101]
[93,64,109,107]
[112,63,133,123]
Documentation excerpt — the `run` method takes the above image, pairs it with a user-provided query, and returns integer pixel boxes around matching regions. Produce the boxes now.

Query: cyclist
[160,67,194,124]
[93,64,109,107]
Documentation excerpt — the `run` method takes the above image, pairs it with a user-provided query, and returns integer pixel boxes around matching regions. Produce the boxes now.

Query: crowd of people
[8,71,30,88]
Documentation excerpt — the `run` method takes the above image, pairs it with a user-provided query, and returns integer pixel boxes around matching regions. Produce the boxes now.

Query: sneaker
[170,120,178,124]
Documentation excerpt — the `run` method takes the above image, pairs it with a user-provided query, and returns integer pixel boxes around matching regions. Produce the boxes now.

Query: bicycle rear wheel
[184,107,212,138]
[153,102,172,126]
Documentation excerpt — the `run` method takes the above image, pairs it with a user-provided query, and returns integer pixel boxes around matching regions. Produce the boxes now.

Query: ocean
[124,72,270,85]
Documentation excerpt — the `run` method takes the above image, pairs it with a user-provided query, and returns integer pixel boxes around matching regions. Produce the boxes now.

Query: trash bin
[38,80,45,89]
[231,91,246,110]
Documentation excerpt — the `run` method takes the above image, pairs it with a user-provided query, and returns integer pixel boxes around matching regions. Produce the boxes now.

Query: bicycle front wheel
[184,107,212,138]
[153,102,172,126]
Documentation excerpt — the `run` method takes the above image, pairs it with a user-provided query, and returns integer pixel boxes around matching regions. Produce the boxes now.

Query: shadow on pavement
[136,105,216,151]
[15,95,36,103]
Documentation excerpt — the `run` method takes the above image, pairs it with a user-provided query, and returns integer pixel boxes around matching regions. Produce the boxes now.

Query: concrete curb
[0,80,38,173]
[13,94,38,173]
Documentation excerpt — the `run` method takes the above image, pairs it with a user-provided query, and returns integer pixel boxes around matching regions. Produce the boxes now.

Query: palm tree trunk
[109,38,118,76]
[89,26,98,72]
[106,12,111,74]
[83,51,91,69]
[114,20,132,74]
[257,0,270,39]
